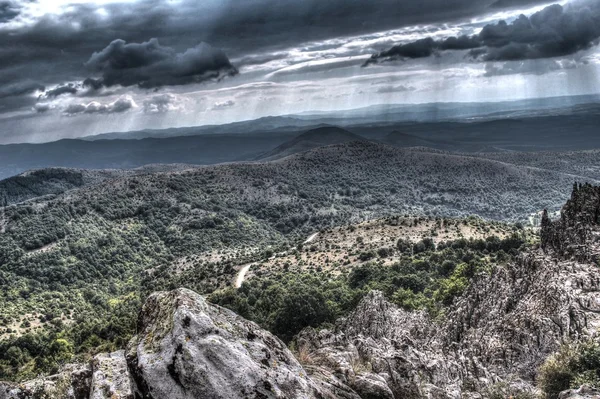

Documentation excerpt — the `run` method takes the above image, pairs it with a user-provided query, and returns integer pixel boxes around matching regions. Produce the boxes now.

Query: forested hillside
[0,141,591,380]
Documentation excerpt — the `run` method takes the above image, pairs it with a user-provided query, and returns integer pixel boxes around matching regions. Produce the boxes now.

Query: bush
[538,340,600,398]
[358,251,376,261]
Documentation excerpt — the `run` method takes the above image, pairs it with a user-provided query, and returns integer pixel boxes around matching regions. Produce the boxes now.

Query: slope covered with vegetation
[0,141,588,380]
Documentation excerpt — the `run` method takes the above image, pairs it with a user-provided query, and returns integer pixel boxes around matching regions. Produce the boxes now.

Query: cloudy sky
[0,0,599,143]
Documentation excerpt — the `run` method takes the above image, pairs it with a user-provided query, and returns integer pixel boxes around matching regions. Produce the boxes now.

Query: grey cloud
[234,53,289,68]
[0,1,19,23]
[365,38,438,65]
[0,80,44,98]
[484,59,576,76]
[143,93,178,113]
[269,58,360,78]
[0,0,548,93]
[477,2,600,60]
[85,38,238,89]
[82,78,104,91]
[212,100,235,110]
[376,85,417,93]
[33,103,51,113]
[63,97,135,116]
[0,0,590,120]
[44,84,78,98]
[366,0,600,65]
[63,104,86,115]
[489,0,555,9]
[363,35,482,66]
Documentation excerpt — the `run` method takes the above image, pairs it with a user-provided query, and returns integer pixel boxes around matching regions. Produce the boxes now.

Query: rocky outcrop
[90,351,133,399]
[542,183,600,261]
[126,288,326,399]
[297,246,600,398]
[297,291,467,399]
[0,363,91,399]
[0,351,134,399]
[2,261,599,399]
[560,385,600,399]
[295,185,600,398]
[5,253,595,399]
[0,289,336,399]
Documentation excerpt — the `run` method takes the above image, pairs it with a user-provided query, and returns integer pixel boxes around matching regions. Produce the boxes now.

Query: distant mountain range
[1,95,600,180]
[257,126,366,161]
[80,93,600,142]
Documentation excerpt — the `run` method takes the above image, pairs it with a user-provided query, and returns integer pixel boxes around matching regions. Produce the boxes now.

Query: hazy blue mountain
[256,126,366,161]
[1,98,600,181]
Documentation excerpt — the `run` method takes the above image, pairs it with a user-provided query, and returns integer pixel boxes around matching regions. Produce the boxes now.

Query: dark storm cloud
[0,0,585,116]
[489,0,554,8]
[84,39,238,89]
[0,0,553,82]
[0,1,19,23]
[365,0,600,65]
[477,2,600,60]
[44,84,78,98]
[0,80,44,98]
[363,36,482,66]
[82,78,103,91]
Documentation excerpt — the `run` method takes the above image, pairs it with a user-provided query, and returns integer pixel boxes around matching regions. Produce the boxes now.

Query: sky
[0,0,599,143]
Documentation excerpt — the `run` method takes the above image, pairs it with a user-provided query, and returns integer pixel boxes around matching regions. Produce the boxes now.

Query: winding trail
[234,232,319,288]
[304,232,319,244]
[234,263,255,288]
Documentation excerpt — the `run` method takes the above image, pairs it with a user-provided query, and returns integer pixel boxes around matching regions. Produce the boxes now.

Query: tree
[272,284,334,342]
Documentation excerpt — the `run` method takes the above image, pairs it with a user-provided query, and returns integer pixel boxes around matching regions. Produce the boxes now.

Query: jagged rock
[542,183,600,260]
[297,221,600,398]
[0,351,133,399]
[0,363,92,399]
[0,383,26,399]
[559,385,600,399]
[126,288,328,399]
[297,292,470,398]
[351,373,394,399]
[90,351,133,399]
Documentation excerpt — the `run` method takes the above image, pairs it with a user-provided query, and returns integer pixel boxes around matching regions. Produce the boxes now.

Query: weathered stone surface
[0,363,91,399]
[90,351,133,399]
[560,385,600,399]
[542,183,600,261]
[0,382,26,399]
[126,288,326,399]
[296,184,600,398]
[297,292,469,399]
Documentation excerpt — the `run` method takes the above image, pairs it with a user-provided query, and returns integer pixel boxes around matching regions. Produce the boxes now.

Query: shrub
[538,340,600,398]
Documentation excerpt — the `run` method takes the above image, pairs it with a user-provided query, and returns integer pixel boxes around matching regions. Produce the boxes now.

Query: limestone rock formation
[1,289,348,399]
[541,183,600,260]
[126,288,325,399]
[560,385,600,399]
[0,363,91,399]
[295,184,600,398]
[90,351,133,399]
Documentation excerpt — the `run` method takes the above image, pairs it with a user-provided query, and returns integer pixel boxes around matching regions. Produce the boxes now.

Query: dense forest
[0,141,586,380]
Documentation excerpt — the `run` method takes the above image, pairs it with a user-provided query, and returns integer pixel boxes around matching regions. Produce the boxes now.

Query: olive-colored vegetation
[210,234,526,343]
[538,340,600,398]
[0,141,570,380]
